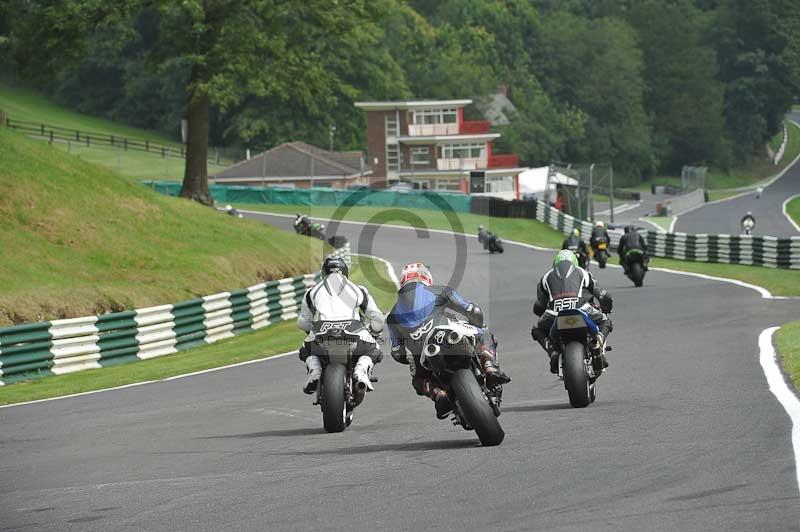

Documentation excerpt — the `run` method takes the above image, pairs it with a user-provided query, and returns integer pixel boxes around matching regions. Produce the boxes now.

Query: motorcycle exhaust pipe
[447,331,462,345]
[424,343,441,357]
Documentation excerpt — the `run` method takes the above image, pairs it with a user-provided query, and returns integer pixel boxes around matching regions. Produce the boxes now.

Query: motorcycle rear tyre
[563,342,591,408]
[450,369,504,446]
[321,363,347,433]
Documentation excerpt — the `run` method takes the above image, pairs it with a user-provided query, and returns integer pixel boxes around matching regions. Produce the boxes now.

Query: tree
[7,0,387,205]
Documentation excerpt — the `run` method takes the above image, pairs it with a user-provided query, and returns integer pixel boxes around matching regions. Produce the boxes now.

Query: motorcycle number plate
[553,297,579,311]
[598,243,607,250]
[557,315,586,329]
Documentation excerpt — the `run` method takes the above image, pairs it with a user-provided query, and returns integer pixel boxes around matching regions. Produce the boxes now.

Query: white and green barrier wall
[0,241,351,386]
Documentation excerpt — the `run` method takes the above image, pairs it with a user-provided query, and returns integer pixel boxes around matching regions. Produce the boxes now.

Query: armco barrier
[471,195,800,269]
[144,181,472,213]
[0,272,318,385]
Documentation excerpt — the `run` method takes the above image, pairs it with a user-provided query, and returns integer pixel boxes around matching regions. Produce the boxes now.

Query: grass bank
[242,203,800,297]
[0,127,322,326]
[0,255,397,406]
[776,320,800,391]
[0,83,206,180]
[786,196,800,227]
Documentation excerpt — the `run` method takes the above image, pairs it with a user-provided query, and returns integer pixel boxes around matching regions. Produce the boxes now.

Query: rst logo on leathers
[319,321,351,333]
[409,319,434,340]
[553,297,580,312]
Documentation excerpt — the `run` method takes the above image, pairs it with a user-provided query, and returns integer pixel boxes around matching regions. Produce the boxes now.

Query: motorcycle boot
[303,355,323,394]
[353,355,375,392]
[423,380,452,419]
[477,344,511,386]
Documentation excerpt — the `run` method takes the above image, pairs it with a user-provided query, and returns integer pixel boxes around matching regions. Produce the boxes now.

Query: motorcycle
[420,318,505,446]
[549,305,608,408]
[742,218,755,235]
[592,239,609,269]
[566,243,590,270]
[310,319,378,433]
[294,215,327,241]
[485,233,504,254]
[623,249,647,287]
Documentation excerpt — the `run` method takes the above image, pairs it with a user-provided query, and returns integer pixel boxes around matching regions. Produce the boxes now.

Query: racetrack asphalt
[1,213,798,532]
[674,119,800,237]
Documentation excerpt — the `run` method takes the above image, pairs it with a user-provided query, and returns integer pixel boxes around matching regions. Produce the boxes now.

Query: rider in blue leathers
[386,263,510,419]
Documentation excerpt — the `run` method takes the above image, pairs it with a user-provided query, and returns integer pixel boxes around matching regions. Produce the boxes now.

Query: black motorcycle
[485,232,504,254]
[623,249,647,287]
[549,305,608,408]
[566,243,590,270]
[310,319,377,432]
[294,215,326,241]
[420,319,504,446]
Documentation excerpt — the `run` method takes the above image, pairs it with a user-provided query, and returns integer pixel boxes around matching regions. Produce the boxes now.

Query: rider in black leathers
[531,250,613,374]
[386,263,511,419]
[562,228,590,267]
[617,225,649,272]
[589,221,610,249]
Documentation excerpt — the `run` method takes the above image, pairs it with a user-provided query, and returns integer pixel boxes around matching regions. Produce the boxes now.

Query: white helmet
[225,204,233,212]
[595,221,605,228]
[399,263,433,287]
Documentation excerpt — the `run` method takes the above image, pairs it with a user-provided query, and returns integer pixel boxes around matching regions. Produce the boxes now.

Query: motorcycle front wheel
[321,363,347,433]
[563,342,591,408]
[450,369,504,446]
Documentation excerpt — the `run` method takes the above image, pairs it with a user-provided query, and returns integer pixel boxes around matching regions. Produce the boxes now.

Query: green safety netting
[142,181,472,213]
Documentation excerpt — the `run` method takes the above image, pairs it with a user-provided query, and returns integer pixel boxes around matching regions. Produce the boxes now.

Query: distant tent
[517,167,578,203]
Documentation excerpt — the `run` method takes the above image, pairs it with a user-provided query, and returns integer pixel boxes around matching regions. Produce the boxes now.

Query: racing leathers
[530,263,613,373]
[589,226,610,248]
[562,234,590,266]
[297,273,384,394]
[617,230,649,271]
[386,283,509,418]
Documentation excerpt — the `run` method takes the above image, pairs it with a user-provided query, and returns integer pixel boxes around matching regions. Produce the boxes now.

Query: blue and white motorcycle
[549,305,607,408]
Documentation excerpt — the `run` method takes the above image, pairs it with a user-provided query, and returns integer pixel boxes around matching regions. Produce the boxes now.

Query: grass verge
[236,203,566,249]
[0,256,397,405]
[0,128,322,325]
[242,203,800,297]
[786,196,800,227]
[776,320,800,390]
[640,216,672,232]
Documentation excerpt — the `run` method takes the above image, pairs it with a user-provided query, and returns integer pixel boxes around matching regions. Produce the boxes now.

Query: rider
[617,225,649,272]
[589,221,610,249]
[478,224,490,247]
[293,213,311,234]
[386,263,511,419]
[741,211,756,232]
[531,250,613,374]
[297,257,384,394]
[562,228,589,265]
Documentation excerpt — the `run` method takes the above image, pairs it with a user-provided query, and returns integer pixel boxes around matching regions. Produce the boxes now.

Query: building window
[411,147,430,164]
[387,144,399,171]
[412,179,430,190]
[412,108,458,125]
[435,178,462,191]
[437,142,486,160]
[386,114,399,137]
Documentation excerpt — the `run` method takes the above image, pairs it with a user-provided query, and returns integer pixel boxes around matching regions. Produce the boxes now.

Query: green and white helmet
[553,249,579,268]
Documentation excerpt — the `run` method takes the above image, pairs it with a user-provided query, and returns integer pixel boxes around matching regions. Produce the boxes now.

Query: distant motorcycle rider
[478,224,490,246]
[297,257,384,394]
[562,228,590,267]
[617,225,649,272]
[293,213,311,234]
[531,250,613,374]
[741,211,756,234]
[589,221,610,248]
[386,263,510,419]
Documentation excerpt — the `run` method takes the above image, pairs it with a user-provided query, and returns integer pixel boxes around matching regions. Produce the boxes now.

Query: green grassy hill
[0,83,224,180]
[0,127,321,326]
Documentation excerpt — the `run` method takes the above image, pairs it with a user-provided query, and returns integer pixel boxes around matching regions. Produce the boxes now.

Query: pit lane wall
[0,244,350,386]
[472,196,800,269]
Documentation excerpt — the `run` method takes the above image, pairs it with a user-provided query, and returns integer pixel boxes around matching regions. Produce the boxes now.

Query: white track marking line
[638,217,668,233]
[354,253,400,288]
[759,327,800,492]
[782,194,800,233]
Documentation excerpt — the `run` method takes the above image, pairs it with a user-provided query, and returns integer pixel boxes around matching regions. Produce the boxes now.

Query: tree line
[1,0,798,201]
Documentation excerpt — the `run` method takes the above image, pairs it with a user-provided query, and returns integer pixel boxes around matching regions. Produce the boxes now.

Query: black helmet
[322,256,349,277]
[624,225,635,234]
